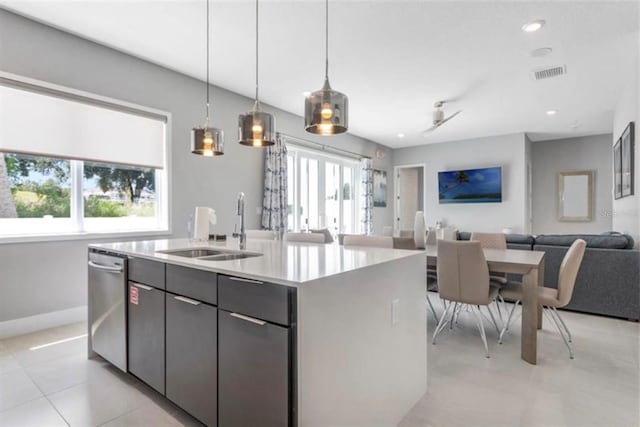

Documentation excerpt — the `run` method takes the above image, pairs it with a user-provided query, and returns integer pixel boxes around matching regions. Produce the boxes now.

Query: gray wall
[612,53,639,246]
[531,134,613,235]
[0,9,392,323]
[393,133,528,234]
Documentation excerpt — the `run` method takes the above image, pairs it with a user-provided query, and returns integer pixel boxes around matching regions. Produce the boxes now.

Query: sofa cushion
[506,234,535,245]
[535,234,634,249]
[600,232,635,249]
[458,231,534,246]
[457,231,471,241]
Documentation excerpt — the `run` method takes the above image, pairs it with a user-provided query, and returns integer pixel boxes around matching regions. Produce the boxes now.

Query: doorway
[394,164,426,234]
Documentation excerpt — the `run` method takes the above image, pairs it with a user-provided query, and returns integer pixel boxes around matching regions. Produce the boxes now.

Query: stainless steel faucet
[232,192,246,249]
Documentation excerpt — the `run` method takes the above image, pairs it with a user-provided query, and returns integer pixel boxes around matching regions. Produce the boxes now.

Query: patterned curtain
[360,158,373,235]
[261,135,288,235]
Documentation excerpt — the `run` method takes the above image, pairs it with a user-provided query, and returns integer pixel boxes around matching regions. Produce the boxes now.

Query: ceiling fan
[422,101,461,135]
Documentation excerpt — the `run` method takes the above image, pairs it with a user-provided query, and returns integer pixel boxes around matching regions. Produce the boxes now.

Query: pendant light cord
[205,0,210,126]
[255,0,259,103]
[325,0,329,79]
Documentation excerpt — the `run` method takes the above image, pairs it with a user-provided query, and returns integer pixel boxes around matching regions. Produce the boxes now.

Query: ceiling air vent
[531,65,567,81]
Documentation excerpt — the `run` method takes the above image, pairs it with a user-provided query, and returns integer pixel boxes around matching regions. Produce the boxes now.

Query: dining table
[424,244,546,365]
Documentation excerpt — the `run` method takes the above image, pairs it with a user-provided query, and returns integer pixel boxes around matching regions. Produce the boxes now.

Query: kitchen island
[88,238,427,427]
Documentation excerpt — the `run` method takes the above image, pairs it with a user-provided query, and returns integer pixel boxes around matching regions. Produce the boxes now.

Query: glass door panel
[325,162,340,236]
[342,166,356,234]
[299,157,319,230]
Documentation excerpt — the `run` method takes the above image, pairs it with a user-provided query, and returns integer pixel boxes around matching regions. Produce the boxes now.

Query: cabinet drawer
[166,264,217,305]
[166,293,217,426]
[128,282,165,395]
[129,257,165,289]
[218,309,289,427]
[218,275,292,326]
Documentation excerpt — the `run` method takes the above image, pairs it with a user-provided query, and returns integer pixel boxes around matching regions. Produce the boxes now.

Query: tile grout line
[95,405,142,427]
[20,361,71,427]
[0,394,44,416]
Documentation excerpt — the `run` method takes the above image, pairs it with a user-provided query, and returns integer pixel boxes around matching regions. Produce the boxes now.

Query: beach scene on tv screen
[438,167,502,204]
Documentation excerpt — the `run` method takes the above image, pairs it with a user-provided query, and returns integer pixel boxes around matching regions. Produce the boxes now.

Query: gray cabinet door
[218,309,290,427]
[166,294,217,427]
[128,282,165,394]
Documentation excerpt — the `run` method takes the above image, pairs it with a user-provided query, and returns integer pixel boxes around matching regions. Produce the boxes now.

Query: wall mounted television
[438,166,502,204]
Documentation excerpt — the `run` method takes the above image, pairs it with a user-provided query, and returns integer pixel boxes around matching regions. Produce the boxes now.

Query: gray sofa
[459,232,640,321]
[534,234,639,321]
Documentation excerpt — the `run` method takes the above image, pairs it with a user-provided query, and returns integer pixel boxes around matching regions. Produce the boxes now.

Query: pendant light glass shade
[192,0,224,156]
[238,102,275,146]
[238,0,275,147]
[305,0,348,136]
[191,127,224,156]
[305,77,348,135]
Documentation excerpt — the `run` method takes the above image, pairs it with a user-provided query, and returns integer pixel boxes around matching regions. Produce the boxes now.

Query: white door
[396,166,424,233]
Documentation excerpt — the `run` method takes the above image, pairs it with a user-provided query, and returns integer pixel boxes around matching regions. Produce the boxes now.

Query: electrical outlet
[391,299,400,325]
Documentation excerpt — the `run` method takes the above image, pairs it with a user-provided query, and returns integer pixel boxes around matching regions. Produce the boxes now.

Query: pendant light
[238,0,275,147]
[304,0,348,135]
[191,0,224,156]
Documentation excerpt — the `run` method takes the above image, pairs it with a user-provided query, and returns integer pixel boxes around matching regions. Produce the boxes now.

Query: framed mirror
[558,171,593,222]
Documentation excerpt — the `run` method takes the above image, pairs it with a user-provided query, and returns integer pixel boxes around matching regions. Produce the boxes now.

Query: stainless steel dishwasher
[88,250,127,372]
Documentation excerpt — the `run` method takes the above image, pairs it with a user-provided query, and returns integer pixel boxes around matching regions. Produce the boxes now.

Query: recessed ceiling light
[546,109,558,116]
[531,47,553,58]
[397,133,405,138]
[522,19,545,33]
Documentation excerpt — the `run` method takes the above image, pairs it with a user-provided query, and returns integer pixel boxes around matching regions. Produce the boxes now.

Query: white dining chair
[470,232,509,281]
[498,239,586,359]
[343,235,393,248]
[246,229,277,240]
[426,229,437,246]
[432,240,502,358]
[284,232,326,243]
[438,227,458,241]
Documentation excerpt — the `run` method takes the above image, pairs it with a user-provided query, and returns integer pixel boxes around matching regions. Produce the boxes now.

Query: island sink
[158,248,224,257]
[157,248,262,261]
[199,253,260,261]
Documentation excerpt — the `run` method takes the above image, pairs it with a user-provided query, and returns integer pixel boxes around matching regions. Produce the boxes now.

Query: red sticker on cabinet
[130,285,139,305]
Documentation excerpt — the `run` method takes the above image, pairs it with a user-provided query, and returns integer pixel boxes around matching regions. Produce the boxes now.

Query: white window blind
[0,84,166,169]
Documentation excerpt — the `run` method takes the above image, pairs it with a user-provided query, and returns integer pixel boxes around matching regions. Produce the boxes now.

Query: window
[0,75,169,240]
[0,153,166,237]
[82,161,162,232]
[287,145,359,234]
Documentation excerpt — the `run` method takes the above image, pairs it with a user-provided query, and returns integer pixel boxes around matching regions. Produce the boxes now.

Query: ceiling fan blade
[422,125,438,136]
[438,110,462,126]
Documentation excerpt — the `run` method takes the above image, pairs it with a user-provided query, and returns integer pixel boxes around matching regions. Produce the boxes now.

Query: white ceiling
[1,0,638,148]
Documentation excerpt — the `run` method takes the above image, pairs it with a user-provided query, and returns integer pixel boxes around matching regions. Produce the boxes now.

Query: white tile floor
[0,303,637,427]
[400,300,640,427]
[0,323,200,427]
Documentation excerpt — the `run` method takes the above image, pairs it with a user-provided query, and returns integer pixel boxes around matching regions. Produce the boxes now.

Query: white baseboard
[0,306,87,340]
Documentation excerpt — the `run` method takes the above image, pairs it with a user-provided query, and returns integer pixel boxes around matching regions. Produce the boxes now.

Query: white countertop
[89,238,424,287]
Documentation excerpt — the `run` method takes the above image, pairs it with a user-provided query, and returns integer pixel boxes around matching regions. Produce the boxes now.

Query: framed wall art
[621,122,634,197]
[614,138,622,199]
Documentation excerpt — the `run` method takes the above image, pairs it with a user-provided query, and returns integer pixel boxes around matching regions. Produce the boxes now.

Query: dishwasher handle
[88,260,124,273]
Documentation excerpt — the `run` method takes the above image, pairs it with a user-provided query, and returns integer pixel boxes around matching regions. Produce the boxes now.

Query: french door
[287,147,359,234]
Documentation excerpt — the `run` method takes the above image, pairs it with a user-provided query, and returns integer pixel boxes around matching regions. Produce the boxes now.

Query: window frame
[0,72,172,244]
[287,144,360,234]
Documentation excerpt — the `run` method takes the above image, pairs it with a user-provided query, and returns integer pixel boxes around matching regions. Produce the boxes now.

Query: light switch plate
[391,299,400,325]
